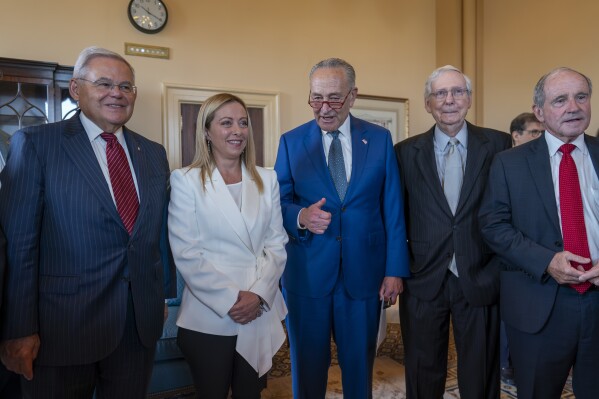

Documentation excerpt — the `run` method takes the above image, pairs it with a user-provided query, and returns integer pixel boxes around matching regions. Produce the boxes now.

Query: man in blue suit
[274,58,410,398]
[0,47,174,398]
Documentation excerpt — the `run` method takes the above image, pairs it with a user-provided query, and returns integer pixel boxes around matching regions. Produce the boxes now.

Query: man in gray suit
[395,65,511,399]
[480,67,599,399]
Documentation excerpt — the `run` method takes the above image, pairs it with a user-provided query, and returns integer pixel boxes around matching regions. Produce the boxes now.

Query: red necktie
[101,133,139,234]
[559,143,591,293]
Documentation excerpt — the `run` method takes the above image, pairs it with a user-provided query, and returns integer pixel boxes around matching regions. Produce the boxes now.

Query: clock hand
[141,6,161,21]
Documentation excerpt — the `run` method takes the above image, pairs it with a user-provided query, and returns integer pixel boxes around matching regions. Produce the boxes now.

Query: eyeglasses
[523,129,543,137]
[308,89,353,110]
[429,87,470,101]
[77,78,137,94]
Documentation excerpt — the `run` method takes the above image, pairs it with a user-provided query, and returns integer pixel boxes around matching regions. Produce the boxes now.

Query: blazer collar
[205,163,258,254]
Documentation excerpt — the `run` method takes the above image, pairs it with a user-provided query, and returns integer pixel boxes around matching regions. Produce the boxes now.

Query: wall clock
[128,0,168,34]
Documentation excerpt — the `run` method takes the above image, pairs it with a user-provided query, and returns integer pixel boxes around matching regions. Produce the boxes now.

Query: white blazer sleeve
[248,172,288,307]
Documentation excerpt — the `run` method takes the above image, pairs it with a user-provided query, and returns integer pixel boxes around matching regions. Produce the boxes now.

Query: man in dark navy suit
[481,67,599,399]
[0,46,174,398]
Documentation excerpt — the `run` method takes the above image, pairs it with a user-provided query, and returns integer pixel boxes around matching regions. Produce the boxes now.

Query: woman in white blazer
[168,93,288,398]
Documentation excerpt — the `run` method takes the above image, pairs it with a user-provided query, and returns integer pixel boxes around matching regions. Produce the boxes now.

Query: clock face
[128,0,168,34]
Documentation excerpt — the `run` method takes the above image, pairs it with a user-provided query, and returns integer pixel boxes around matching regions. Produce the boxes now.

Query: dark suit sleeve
[0,227,6,310]
[274,134,310,241]
[382,133,410,277]
[479,153,556,281]
[0,130,42,339]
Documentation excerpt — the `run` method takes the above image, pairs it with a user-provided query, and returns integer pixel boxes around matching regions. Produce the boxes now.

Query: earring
[206,138,212,153]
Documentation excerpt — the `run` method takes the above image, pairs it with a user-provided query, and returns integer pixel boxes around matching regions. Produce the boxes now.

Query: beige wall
[1,0,437,152]
[481,0,599,135]
[5,0,597,153]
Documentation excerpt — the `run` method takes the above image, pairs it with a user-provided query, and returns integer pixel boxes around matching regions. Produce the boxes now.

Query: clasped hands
[547,251,599,285]
[228,291,264,325]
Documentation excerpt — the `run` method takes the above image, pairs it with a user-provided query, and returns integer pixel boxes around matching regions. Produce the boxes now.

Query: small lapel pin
[137,146,141,151]
[362,139,368,145]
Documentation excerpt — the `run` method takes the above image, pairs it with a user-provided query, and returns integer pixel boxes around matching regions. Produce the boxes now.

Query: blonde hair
[187,93,263,193]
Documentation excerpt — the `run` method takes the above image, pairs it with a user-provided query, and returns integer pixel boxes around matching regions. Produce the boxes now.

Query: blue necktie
[328,130,347,201]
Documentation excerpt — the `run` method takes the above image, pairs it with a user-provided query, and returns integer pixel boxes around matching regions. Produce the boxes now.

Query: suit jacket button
[554,241,562,247]
[341,207,346,212]
[336,236,342,242]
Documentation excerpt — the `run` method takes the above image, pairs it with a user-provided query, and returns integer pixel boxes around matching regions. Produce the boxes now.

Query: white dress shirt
[80,113,140,204]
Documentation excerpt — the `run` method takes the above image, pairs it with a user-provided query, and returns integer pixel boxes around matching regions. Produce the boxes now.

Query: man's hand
[379,277,404,307]
[578,259,599,286]
[299,198,332,234]
[0,334,40,381]
[228,291,262,325]
[546,251,590,285]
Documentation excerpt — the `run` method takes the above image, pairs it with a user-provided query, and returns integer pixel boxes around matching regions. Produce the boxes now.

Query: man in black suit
[480,67,599,399]
[0,46,174,398]
[395,65,511,399]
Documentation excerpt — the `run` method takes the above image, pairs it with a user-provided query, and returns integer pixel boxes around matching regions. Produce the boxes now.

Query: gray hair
[533,67,592,107]
[309,58,356,88]
[73,46,135,81]
[424,65,472,99]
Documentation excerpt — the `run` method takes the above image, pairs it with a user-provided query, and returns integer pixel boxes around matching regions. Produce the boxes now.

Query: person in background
[0,46,174,398]
[499,111,544,387]
[480,67,599,399]
[510,112,544,147]
[395,65,511,399]
[168,93,288,398]
[274,58,410,398]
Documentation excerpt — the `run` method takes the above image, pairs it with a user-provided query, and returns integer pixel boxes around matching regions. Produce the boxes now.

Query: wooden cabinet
[0,57,78,136]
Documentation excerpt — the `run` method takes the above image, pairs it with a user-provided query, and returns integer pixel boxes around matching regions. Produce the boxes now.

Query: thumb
[314,197,326,209]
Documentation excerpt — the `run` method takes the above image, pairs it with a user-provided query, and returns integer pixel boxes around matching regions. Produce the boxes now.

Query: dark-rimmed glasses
[77,78,137,95]
[308,89,353,110]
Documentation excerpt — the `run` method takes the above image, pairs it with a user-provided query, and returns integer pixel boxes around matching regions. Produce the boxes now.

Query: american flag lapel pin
[362,139,368,145]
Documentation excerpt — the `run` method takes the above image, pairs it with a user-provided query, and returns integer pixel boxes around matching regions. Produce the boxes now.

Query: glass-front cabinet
[0,57,77,137]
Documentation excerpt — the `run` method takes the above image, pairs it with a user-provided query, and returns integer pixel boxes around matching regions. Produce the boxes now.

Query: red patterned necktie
[101,133,139,234]
[559,143,591,293]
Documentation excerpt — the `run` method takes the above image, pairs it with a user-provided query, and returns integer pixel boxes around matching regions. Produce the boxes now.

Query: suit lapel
[124,128,147,237]
[60,115,123,228]
[302,123,338,200]
[527,136,560,230]
[457,123,489,214]
[241,165,260,254]
[414,128,451,214]
[205,167,254,254]
[586,134,599,181]
[346,115,368,201]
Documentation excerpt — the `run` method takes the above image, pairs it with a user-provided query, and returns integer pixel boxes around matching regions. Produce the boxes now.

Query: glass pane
[60,87,78,120]
[0,81,49,134]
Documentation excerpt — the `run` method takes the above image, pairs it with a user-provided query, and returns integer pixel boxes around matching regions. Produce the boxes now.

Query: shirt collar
[321,114,352,139]
[79,112,124,142]
[434,122,468,150]
[544,130,587,157]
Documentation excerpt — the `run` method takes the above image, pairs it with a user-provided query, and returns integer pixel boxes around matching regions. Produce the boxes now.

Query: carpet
[152,322,575,398]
